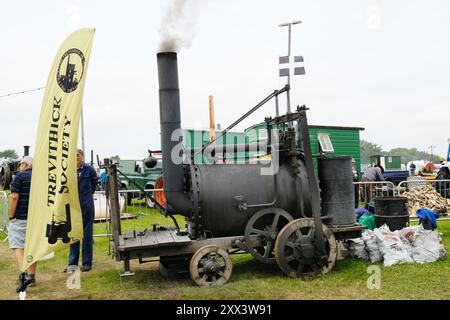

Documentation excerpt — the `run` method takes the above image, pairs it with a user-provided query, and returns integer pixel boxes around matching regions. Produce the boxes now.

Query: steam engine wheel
[274,218,337,278]
[244,207,294,264]
[189,245,233,287]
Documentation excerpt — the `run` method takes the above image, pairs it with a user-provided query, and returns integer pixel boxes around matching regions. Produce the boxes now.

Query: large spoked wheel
[189,245,233,287]
[274,218,337,278]
[244,207,294,264]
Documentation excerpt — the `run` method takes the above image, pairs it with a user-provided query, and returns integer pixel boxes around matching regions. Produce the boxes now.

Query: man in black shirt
[9,156,36,292]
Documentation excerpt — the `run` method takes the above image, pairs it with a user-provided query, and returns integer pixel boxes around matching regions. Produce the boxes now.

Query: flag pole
[279,20,302,116]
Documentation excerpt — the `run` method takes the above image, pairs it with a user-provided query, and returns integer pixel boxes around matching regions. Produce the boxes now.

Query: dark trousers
[69,207,94,266]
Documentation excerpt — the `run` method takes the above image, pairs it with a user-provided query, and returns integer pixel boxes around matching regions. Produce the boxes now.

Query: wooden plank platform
[118,229,191,251]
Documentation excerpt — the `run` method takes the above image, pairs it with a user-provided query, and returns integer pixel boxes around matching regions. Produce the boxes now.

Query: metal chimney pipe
[157,52,190,216]
[23,146,30,157]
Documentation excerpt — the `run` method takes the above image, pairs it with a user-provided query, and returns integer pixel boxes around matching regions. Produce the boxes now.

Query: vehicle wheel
[244,207,293,264]
[274,218,337,278]
[189,245,233,286]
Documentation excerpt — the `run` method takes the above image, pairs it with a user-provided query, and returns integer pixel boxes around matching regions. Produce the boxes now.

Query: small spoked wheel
[189,245,233,287]
[274,218,337,278]
[244,207,294,264]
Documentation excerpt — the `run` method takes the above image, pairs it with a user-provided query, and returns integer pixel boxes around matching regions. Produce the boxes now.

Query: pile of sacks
[347,224,446,267]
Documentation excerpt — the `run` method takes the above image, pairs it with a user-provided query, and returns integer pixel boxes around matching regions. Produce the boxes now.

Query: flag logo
[23,28,95,272]
[56,48,86,93]
[279,55,305,77]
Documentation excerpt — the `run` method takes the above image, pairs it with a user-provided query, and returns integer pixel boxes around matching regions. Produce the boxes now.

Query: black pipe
[157,52,190,216]
[23,146,30,157]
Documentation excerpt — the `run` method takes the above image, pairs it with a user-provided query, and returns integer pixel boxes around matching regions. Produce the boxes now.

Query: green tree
[360,140,383,164]
[0,149,18,159]
[360,141,439,165]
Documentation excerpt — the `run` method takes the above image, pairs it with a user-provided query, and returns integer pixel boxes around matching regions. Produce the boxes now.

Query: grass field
[0,199,449,300]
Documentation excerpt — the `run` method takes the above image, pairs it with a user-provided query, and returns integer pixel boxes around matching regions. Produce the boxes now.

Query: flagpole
[279,20,302,116]
[287,23,292,114]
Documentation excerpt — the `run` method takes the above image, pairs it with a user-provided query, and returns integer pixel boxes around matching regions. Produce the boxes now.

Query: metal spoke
[285,240,296,249]
[251,228,269,237]
[264,239,274,258]
[296,263,305,275]
[286,254,296,263]
[271,213,281,230]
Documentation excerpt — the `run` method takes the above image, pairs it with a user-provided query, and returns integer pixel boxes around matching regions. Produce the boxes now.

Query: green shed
[370,155,402,170]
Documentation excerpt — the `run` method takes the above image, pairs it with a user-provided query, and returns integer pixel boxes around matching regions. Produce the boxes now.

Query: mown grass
[0,200,449,300]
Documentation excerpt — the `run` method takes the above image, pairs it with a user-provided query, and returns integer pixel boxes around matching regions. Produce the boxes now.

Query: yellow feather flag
[23,28,95,271]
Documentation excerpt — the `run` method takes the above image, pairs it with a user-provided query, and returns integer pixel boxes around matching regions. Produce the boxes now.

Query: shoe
[28,274,36,288]
[81,265,92,272]
[16,272,33,293]
[64,265,79,273]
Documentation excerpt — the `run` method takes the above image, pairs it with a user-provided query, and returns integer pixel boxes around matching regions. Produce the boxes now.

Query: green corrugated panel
[308,127,362,177]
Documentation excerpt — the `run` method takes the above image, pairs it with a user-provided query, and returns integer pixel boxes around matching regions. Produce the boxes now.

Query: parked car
[116,156,163,207]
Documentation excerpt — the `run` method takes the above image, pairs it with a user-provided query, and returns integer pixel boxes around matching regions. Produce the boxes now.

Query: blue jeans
[69,208,94,266]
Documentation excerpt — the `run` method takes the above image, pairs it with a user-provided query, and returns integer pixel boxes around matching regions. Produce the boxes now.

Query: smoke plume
[159,0,197,52]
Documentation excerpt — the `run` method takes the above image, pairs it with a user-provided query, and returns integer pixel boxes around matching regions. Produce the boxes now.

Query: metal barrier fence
[396,178,450,200]
[93,188,175,238]
[0,191,8,236]
[353,181,397,208]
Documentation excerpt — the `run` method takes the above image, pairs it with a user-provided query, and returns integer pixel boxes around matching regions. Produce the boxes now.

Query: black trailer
[105,52,366,286]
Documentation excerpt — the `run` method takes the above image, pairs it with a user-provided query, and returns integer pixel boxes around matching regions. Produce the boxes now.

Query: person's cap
[20,156,33,167]
[439,156,445,162]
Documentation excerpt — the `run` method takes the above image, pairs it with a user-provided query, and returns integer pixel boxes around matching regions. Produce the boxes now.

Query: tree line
[0,149,18,159]
[360,140,439,165]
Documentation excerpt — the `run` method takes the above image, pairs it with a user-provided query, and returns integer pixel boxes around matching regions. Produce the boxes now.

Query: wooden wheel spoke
[197,267,205,274]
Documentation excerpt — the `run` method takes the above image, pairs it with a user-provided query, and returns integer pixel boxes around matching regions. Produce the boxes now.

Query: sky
[1,0,450,160]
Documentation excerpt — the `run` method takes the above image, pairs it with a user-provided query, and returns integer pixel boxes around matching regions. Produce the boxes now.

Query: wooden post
[209,95,216,142]
[106,164,121,257]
